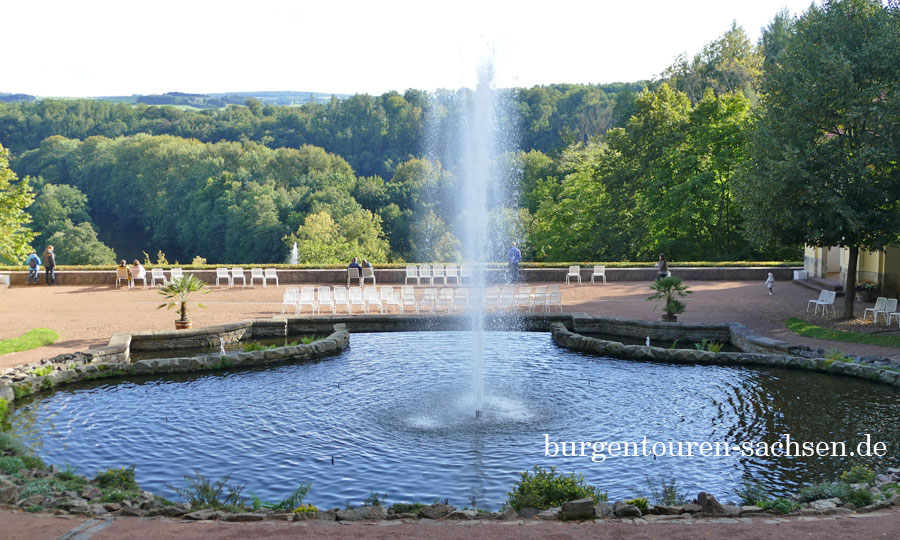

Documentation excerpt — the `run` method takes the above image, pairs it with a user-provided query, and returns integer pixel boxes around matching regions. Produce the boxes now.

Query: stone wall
[0,266,798,286]
[550,323,900,389]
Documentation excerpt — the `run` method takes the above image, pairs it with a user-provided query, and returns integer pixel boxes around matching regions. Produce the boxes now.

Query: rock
[267,513,293,521]
[811,498,840,511]
[682,503,702,513]
[696,492,738,516]
[418,503,456,519]
[103,503,121,512]
[81,485,102,500]
[445,510,476,520]
[498,506,519,520]
[594,501,612,519]
[655,505,683,515]
[536,507,559,520]
[119,505,144,517]
[612,500,642,518]
[0,480,20,505]
[316,509,337,521]
[89,504,108,515]
[560,498,596,520]
[146,506,185,517]
[517,507,540,519]
[858,501,893,514]
[60,500,91,514]
[337,506,388,521]
[889,495,900,507]
[19,495,46,508]
[185,509,220,520]
[223,513,266,522]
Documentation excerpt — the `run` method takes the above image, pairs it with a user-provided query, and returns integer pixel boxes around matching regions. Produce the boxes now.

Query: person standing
[42,245,56,285]
[656,253,668,280]
[508,241,522,282]
[765,272,775,295]
[25,249,41,285]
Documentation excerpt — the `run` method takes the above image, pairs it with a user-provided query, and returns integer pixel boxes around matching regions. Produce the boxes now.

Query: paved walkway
[1,279,897,371]
[3,508,900,540]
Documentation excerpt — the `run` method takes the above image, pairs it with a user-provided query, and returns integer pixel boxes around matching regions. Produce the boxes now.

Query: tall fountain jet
[438,61,513,418]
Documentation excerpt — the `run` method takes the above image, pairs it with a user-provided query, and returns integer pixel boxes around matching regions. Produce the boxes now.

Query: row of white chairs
[566,265,607,285]
[116,267,184,288]
[863,297,900,326]
[281,285,564,315]
[405,264,471,285]
[216,267,279,288]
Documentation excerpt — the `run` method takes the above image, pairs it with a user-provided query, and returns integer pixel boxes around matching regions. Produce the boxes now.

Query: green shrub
[734,480,771,507]
[625,497,649,511]
[390,502,426,514]
[167,470,248,511]
[761,497,796,514]
[797,481,849,503]
[275,482,312,510]
[0,432,28,456]
[362,491,385,507]
[844,488,874,508]
[100,488,141,503]
[840,465,876,485]
[24,505,44,513]
[94,465,139,491]
[0,399,9,421]
[20,455,46,470]
[506,465,606,511]
[646,475,687,506]
[293,503,319,513]
[0,456,26,474]
[31,365,54,377]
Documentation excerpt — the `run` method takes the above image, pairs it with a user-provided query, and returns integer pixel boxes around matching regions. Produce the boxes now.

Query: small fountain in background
[219,337,226,355]
[289,242,298,265]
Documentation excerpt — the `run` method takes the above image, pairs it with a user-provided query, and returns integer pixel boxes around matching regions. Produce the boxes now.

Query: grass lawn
[0,328,59,355]
[786,318,900,348]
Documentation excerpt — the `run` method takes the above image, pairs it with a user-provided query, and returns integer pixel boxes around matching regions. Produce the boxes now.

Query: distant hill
[133,91,347,108]
[0,93,36,103]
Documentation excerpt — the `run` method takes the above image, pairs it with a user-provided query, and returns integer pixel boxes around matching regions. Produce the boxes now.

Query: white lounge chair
[382,287,401,314]
[264,268,279,287]
[362,267,376,286]
[547,291,563,312]
[349,287,366,314]
[298,287,317,314]
[364,286,382,314]
[150,267,167,287]
[874,298,897,325]
[231,267,246,287]
[863,297,887,322]
[515,286,532,311]
[459,264,472,283]
[435,288,454,312]
[566,265,581,285]
[530,291,547,312]
[405,265,418,285]
[250,268,265,287]
[281,287,299,315]
[400,285,417,314]
[347,267,361,287]
[807,290,828,312]
[419,288,437,313]
[591,265,606,284]
[317,286,335,314]
[169,268,183,282]
[215,268,232,287]
[452,288,469,312]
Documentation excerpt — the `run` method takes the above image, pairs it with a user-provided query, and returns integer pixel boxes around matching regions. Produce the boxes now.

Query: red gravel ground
[2,508,900,540]
[1,279,897,371]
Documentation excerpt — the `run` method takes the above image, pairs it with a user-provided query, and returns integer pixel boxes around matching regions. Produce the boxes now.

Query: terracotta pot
[174,320,192,330]
[660,313,678,322]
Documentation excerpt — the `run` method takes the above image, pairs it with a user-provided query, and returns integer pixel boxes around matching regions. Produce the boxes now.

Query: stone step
[793,276,845,296]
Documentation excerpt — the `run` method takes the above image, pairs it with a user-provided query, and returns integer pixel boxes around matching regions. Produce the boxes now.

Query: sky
[4,0,817,97]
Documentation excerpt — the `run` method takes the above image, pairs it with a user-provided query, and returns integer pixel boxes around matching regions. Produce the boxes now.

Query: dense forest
[4,3,894,267]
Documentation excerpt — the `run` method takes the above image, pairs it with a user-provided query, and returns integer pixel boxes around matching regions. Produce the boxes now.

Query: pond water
[9,331,900,509]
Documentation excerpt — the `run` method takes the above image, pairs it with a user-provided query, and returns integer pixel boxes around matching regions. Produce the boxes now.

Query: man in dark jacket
[42,245,56,285]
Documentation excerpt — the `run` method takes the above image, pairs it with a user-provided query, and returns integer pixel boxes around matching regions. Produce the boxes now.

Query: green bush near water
[506,465,606,511]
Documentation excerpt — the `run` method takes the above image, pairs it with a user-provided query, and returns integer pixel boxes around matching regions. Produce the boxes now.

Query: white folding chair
[418,264,433,285]
[317,287,335,314]
[364,286,382,313]
[362,267,376,286]
[349,287,366,314]
[169,268,184,282]
[150,267,167,287]
[419,288,437,313]
[298,287,317,314]
[334,286,352,314]
[807,290,828,312]
[347,267,361,287]
[591,265,606,284]
[215,267,232,287]
[814,290,837,316]
[863,297,887,322]
[281,287,299,315]
[435,288,454,312]
[400,286,418,314]
[383,288,402,314]
[548,291,563,312]
[250,268,265,287]
[432,264,446,285]
[874,298,897,324]
[566,265,581,285]
[115,267,131,289]
[264,268,279,287]
[231,267,246,287]
[405,265,419,285]
[451,288,469,311]
[445,263,459,285]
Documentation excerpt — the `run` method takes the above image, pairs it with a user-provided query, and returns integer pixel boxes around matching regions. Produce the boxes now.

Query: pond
[9,331,900,509]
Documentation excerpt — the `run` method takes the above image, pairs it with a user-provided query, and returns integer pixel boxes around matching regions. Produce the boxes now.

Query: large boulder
[612,500,642,518]
[594,501,612,519]
[418,503,455,519]
[336,506,388,521]
[0,479,19,505]
[697,492,726,515]
[498,506,519,520]
[560,498,596,520]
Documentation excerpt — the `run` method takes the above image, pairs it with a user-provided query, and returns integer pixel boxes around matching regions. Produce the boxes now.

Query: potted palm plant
[647,276,692,322]
[158,274,209,329]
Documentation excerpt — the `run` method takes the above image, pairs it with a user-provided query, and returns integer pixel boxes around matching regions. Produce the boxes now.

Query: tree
[0,143,36,263]
[46,221,117,265]
[736,0,900,318]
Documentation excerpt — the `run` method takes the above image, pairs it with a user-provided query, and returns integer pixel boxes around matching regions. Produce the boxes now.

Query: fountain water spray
[289,242,298,265]
[219,337,226,355]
